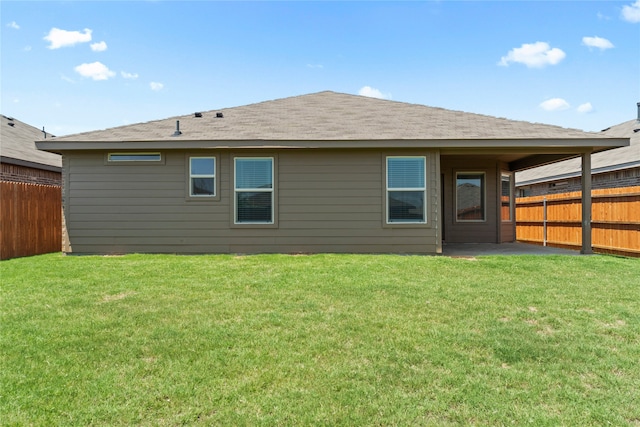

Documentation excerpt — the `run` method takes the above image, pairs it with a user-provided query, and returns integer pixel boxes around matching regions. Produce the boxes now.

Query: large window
[501,173,512,222]
[189,157,216,197]
[234,157,274,224]
[386,156,426,224]
[456,172,485,221]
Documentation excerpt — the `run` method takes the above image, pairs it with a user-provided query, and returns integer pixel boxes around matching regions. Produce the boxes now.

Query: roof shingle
[48,91,607,142]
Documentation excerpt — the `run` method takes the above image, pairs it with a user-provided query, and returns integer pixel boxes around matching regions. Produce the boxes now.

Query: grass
[1,253,639,426]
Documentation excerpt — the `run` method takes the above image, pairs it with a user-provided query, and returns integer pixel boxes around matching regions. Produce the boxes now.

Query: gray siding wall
[64,149,440,254]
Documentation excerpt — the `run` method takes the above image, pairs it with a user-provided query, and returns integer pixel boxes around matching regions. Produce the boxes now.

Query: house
[36,91,628,255]
[516,104,640,196]
[1,115,62,259]
[1,115,61,185]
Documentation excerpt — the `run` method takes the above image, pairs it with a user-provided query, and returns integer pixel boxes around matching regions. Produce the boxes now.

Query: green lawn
[2,253,639,426]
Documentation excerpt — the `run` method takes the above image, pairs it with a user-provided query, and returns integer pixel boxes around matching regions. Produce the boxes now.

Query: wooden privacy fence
[1,181,61,260]
[516,186,640,257]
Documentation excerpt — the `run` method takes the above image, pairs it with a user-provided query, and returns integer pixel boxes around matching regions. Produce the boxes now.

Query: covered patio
[442,242,583,257]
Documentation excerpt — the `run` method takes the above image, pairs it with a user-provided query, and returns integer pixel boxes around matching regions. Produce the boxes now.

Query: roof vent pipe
[637,102,640,122]
[42,126,47,139]
[216,112,224,118]
[172,120,182,137]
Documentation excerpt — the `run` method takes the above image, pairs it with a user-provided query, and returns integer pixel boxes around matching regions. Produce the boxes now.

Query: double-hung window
[189,157,216,197]
[234,157,274,224]
[386,156,427,224]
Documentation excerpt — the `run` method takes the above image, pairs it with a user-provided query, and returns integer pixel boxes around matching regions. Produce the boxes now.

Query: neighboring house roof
[516,119,640,186]
[1,115,62,172]
[37,91,627,170]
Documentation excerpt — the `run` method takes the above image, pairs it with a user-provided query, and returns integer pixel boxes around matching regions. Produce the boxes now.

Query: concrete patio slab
[442,242,583,257]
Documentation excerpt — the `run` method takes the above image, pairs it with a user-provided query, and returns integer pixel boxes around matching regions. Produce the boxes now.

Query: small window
[456,172,485,222]
[189,157,215,197]
[386,156,426,224]
[234,157,274,224]
[501,173,512,222]
[108,153,161,162]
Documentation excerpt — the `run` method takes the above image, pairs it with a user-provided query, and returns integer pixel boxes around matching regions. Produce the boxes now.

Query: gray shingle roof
[1,115,61,169]
[49,91,607,142]
[516,119,640,185]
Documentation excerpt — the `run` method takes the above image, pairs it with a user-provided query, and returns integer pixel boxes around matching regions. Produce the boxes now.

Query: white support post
[581,152,593,254]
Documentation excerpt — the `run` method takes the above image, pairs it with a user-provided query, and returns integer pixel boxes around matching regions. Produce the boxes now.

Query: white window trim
[386,156,427,224]
[189,156,216,198]
[234,157,275,225]
[455,171,486,223]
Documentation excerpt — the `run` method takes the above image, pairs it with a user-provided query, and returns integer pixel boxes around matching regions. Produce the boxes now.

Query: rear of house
[64,149,441,254]
[38,91,628,255]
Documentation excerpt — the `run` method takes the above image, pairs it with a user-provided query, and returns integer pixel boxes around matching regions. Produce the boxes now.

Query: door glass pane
[456,173,485,221]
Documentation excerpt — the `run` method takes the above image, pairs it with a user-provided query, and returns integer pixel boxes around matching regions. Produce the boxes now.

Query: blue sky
[1,1,639,136]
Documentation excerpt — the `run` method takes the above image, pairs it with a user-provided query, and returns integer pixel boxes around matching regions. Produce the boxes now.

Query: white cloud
[7,21,20,30]
[306,64,324,69]
[121,71,139,79]
[150,82,164,91]
[582,36,614,50]
[358,86,391,99]
[540,98,570,111]
[74,62,115,80]
[499,42,566,68]
[90,41,108,52]
[622,0,640,23]
[23,46,32,52]
[577,102,594,113]
[44,27,92,49]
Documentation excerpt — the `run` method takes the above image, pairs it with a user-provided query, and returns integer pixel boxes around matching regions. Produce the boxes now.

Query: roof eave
[0,156,62,173]
[516,160,640,187]
[36,137,630,152]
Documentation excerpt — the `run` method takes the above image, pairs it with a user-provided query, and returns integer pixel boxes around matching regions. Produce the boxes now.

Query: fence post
[543,197,547,247]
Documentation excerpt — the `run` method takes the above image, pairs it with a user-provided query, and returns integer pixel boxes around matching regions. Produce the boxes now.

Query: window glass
[236,159,272,189]
[456,173,485,221]
[501,173,512,222]
[108,153,161,162]
[190,157,215,197]
[388,158,425,188]
[237,192,272,223]
[235,158,273,224]
[387,157,426,223]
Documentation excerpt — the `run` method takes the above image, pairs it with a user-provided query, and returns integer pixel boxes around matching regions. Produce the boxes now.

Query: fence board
[1,182,62,260]
[516,186,640,257]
